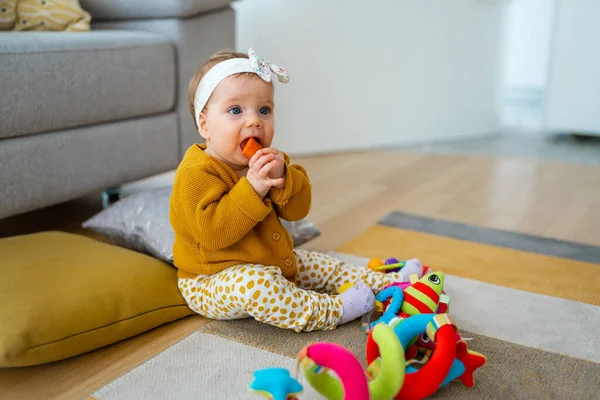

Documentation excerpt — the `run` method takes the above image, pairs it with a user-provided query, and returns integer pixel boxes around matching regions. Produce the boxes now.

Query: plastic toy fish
[401,272,445,316]
[443,340,487,388]
[367,272,450,332]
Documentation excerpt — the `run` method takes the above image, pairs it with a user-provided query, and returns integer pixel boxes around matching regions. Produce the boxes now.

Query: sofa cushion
[0,30,176,140]
[79,0,233,20]
[0,231,194,367]
[0,113,178,220]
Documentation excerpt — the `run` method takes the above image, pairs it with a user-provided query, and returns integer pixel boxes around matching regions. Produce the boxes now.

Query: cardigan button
[272,232,281,241]
[285,258,293,267]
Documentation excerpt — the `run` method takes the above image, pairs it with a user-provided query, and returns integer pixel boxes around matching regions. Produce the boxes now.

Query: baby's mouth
[240,137,261,150]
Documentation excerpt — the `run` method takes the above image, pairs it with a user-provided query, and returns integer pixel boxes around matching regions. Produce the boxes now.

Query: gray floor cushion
[82,186,321,264]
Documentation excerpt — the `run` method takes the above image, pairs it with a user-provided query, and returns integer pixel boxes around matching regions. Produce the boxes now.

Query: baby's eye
[259,107,271,115]
[229,107,242,115]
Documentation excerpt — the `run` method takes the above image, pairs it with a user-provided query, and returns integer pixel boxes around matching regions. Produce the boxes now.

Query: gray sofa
[0,0,234,220]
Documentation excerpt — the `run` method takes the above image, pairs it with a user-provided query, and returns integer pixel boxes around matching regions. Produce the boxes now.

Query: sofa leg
[101,188,121,208]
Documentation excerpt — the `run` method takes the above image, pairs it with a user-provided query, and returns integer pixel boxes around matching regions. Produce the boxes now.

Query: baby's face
[200,73,275,171]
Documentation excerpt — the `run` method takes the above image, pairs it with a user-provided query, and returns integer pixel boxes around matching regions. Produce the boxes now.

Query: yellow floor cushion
[0,231,194,367]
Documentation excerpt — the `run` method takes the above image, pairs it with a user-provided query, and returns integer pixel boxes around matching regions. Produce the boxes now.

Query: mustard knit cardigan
[170,144,311,279]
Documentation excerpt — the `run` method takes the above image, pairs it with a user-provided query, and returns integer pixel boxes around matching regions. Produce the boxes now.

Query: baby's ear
[198,112,210,140]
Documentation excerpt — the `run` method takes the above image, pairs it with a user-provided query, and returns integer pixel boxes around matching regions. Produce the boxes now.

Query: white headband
[193,47,289,127]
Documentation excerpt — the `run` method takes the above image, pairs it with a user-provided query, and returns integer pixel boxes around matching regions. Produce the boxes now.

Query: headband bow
[249,47,290,84]
[193,47,289,128]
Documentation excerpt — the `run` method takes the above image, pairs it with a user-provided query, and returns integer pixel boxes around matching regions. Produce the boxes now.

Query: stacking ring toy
[298,322,404,400]
[366,314,457,399]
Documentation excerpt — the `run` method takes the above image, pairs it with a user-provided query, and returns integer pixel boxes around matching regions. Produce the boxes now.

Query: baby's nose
[245,112,263,127]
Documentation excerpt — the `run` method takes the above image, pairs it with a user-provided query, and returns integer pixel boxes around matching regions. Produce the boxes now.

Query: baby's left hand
[251,148,285,189]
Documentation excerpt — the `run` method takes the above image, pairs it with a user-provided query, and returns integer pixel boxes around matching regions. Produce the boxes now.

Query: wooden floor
[1,150,600,399]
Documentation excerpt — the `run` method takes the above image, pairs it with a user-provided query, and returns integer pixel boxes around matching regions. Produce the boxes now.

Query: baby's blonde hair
[188,49,253,128]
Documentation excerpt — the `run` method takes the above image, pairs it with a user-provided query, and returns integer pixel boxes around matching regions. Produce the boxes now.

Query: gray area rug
[202,319,600,400]
[91,326,600,400]
[92,254,600,400]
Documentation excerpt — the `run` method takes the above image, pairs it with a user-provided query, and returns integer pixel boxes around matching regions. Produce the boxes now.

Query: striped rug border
[379,211,600,263]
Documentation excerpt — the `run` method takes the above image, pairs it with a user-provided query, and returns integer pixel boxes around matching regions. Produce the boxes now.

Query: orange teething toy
[242,137,263,158]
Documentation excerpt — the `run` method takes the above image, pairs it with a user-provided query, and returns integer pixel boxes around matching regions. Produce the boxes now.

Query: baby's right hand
[246,150,285,198]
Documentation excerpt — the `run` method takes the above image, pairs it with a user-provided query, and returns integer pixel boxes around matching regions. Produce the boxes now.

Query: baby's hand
[247,151,285,198]
[255,148,285,189]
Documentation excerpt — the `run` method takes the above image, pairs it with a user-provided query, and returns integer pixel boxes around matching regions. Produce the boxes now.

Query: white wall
[503,0,555,89]
[233,0,505,154]
[543,0,600,135]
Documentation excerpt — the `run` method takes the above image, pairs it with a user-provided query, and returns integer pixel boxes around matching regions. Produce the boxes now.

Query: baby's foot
[338,281,375,324]
[400,258,423,281]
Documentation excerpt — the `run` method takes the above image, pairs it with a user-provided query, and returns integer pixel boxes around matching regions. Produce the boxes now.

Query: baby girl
[169,48,423,332]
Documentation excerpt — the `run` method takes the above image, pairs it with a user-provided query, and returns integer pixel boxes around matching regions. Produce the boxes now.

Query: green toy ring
[299,323,404,400]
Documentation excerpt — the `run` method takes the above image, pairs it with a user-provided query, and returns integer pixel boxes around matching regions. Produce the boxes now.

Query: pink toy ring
[298,342,369,400]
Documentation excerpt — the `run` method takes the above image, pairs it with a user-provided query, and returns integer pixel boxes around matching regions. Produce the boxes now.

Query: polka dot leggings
[178,250,405,332]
